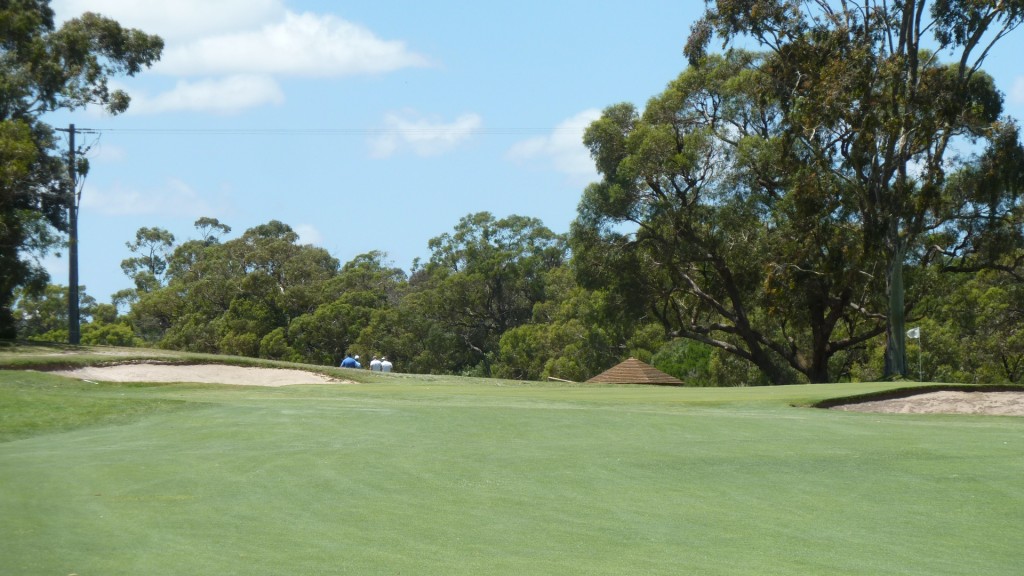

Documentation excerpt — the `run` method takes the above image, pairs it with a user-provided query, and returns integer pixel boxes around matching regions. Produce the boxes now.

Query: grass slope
[1,348,1022,575]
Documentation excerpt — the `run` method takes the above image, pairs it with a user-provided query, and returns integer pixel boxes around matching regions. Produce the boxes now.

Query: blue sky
[44,0,1024,303]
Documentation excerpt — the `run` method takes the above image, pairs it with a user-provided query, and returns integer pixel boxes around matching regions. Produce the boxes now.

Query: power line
[69,126,591,136]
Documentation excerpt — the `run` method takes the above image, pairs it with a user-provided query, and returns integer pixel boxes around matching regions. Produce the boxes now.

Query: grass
[1,345,1022,575]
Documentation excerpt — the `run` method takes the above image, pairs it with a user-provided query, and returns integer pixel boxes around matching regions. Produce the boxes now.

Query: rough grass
[1,347,1022,575]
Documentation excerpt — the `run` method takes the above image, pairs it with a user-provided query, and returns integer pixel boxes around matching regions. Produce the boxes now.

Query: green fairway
[1,357,1022,575]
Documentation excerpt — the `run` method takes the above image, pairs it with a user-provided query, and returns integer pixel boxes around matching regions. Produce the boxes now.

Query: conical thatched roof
[586,358,684,386]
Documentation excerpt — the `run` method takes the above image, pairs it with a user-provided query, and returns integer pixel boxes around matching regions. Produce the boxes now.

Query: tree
[652,338,714,386]
[405,212,567,375]
[575,52,885,384]
[193,216,231,246]
[493,266,617,382]
[493,266,661,382]
[10,283,135,345]
[912,267,1024,383]
[0,118,52,338]
[286,251,405,365]
[12,283,95,339]
[0,1,162,337]
[685,0,1024,378]
[127,220,343,359]
[121,226,175,293]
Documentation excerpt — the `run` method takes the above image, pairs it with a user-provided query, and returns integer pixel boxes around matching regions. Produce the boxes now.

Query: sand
[50,363,1024,414]
[52,363,345,387]
[830,390,1024,416]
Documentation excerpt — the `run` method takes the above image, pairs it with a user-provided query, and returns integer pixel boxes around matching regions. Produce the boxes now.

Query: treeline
[13,209,1023,384]
[14,214,676,382]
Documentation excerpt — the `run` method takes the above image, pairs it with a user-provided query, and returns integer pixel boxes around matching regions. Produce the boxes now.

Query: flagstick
[906,327,923,381]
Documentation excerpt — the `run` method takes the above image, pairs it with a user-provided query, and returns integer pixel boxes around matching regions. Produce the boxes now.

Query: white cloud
[81,179,225,217]
[294,224,325,246]
[124,75,285,115]
[88,143,127,163]
[506,109,601,185]
[52,3,431,115]
[1011,76,1024,105]
[370,111,483,158]
[157,12,430,77]
[51,0,286,41]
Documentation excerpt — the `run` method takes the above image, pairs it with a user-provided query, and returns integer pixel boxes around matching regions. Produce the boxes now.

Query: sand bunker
[831,390,1024,416]
[49,364,1024,414]
[53,363,344,387]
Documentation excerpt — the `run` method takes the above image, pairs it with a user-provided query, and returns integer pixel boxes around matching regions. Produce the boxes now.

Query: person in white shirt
[381,357,393,373]
[370,356,382,371]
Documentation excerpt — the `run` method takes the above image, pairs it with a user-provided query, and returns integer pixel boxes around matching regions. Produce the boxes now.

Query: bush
[653,338,713,386]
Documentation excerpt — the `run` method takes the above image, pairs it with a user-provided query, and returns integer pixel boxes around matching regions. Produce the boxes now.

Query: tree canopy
[0,0,162,337]
[682,0,1024,378]
[567,0,1023,383]
[573,51,887,383]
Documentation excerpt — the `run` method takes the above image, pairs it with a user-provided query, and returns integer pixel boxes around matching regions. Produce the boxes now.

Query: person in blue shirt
[340,353,358,368]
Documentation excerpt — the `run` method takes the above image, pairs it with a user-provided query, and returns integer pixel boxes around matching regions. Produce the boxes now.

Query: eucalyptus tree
[11,283,95,339]
[129,220,340,355]
[288,251,407,365]
[201,221,339,356]
[121,227,175,293]
[400,212,567,375]
[685,0,1024,378]
[0,1,162,337]
[575,52,885,384]
[494,265,660,382]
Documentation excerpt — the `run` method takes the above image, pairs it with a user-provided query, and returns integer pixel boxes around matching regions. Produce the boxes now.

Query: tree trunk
[807,346,832,384]
[884,243,907,379]
[743,337,790,385]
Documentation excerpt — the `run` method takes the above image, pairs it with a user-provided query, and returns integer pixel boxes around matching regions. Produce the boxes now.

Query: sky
[42,0,1024,303]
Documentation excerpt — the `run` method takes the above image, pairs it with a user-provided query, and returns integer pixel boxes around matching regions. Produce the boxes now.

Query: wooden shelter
[586,357,684,386]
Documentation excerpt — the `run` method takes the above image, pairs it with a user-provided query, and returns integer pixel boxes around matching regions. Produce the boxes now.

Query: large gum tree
[685,0,1024,379]
[575,52,888,384]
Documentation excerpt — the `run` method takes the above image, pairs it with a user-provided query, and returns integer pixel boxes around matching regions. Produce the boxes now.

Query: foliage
[80,321,139,347]
[14,186,1024,386]
[388,212,567,375]
[0,1,162,337]
[258,327,301,363]
[651,338,714,386]
[120,226,175,293]
[912,268,1024,383]
[13,284,93,337]
[288,297,371,365]
[574,51,884,384]
[128,219,343,358]
[12,283,140,346]
[493,266,648,382]
[574,2,1023,384]
[684,0,1024,378]
[123,220,415,367]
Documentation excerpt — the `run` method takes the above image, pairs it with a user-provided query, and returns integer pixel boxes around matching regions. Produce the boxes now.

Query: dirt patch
[831,390,1024,416]
[52,363,347,387]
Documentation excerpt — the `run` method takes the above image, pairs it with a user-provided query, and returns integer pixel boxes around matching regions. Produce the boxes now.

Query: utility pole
[59,123,81,345]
